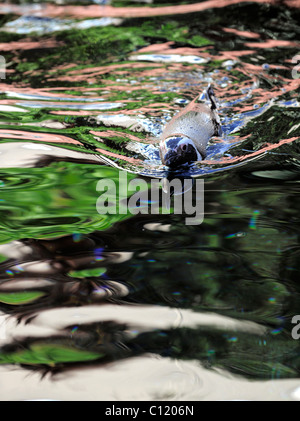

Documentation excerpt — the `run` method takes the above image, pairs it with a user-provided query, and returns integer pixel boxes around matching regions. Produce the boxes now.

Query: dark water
[0,0,300,401]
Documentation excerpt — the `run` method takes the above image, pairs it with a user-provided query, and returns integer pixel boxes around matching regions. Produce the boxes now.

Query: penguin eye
[181,143,188,152]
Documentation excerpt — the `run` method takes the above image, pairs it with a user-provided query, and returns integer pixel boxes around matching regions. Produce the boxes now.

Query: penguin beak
[161,139,200,168]
[163,149,180,168]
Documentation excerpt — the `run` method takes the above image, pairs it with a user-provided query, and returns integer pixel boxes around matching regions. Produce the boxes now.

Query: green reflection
[0,291,45,305]
[0,162,139,243]
[0,343,102,366]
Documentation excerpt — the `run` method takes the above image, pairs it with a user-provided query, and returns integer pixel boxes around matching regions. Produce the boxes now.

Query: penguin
[159,84,222,168]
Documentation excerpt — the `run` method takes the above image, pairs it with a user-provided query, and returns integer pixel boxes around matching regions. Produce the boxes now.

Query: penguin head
[160,136,201,168]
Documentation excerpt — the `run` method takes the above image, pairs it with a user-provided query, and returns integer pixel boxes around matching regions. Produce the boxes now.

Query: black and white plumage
[159,85,222,168]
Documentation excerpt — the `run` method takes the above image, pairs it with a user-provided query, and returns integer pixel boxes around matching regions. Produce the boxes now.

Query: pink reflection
[90,130,143,143]
[207,136,299,165]
[245,39,300,48]
[0,0,298,19]
[222,27,260,38]
[136,42,210,59]
[0,39,63,51]
[95,148,142,164]
[47,76,97,84]
[68,63,161,76]
[0,129,82,144]
[48,62,163,84]
[213,50,256,60]
[50,111,106,116]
